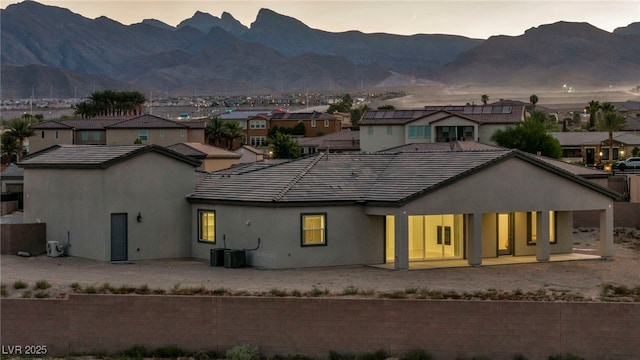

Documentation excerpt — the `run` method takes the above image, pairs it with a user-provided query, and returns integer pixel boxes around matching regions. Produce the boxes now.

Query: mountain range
[1,1,639,99]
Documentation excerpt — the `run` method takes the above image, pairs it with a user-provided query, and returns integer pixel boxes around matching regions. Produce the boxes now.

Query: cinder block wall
[1,296,639,360]
[573,203,640,228]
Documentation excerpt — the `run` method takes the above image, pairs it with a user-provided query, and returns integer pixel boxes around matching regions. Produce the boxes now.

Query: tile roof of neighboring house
[0,163,24,179]
[220,111,271,120]
[383,141,502,152]
[32,119,124,130]
[167,143,241,159]
[550,132,640,146]
[105,114,189,129]
[270,111,336,121]
[189,149,618,205]
[359,105,525,126]
[19,144,201,169]
[296,130,360,151]
[622,115,640,131]
[32,116,194,131]
[236,145,264,155]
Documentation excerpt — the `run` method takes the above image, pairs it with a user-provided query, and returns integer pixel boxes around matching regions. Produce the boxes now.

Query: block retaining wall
[1,295,639,360]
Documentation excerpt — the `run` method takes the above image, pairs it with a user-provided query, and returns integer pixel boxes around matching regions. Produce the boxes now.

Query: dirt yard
[1,227,639,301]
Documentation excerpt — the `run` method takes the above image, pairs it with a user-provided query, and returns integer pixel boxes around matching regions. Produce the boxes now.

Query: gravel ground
[1,228,639,301]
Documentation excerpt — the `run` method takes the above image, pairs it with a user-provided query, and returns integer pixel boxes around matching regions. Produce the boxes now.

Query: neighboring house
[187,149,617,270]
[104,114,203,145]
[167,142,241,172]
[245,115,270,148]
[30,118,123,153]
[622,114,640,133]
[359,104,526,152]
[235,145,265,164]
[19,145,200,262]
[0,163,24,194]
[297,129,360,155]
[270,111,342,137]
[28,115,205,154]
[219,110,272,130]
[550,132,640,166]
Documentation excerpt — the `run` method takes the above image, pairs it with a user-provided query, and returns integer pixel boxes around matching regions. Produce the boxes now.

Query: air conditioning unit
[46,241,64,257]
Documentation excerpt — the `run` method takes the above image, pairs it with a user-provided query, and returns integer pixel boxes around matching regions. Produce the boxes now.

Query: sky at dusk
[1,0,639,39]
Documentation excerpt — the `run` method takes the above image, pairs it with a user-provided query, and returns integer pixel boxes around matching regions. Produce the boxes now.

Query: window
[138,130,148,141]
[301,213,326,246]
[311,119,317,128]
[180,129,186,138]
[55,131,59,139]
[367,126,373,135]
[198,210,215,243]
[387,126,392,135]
[250,120,266,129]
[81,131,89,141]
[41,131,45,139]
[324,119,329,127]
[93,131,100,141]
[159,130,165,138]
[408,126,430,139]
[250,136,266,147]
[527,211,556,245]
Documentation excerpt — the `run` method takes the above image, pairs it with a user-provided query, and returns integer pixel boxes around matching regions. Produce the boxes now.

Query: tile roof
[167,143,241,159]
[105,114,189,129]
[19,144,201,169]
[296,130,360,151]
[0,163,24,178]
[550,132,640,146]
[359,105,525,126]
[383,141,502,152]
[270,111,337,121]
[189,149,618,205]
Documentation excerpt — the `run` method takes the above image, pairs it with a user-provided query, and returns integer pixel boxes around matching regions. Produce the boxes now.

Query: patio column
[467,213,482,266]
[536,211,550,262]
[394,211,409,270]
[599,205,614,258]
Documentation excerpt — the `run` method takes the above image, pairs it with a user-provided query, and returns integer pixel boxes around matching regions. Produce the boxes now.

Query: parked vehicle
[615,157,640,170]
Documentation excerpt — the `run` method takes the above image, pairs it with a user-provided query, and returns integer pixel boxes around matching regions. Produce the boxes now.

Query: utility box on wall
[224,249,246,268]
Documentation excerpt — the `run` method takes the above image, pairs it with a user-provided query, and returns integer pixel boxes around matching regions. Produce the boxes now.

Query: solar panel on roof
[473,107,483,114]
[502,106,512,114]
[364,112,375,118]
[374,112,385,119]
[482,107,492,114]
[463,106,473,114]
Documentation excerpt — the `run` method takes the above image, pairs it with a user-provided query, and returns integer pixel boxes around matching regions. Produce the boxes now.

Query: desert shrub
[151,345,189,358]
[0,283,7,297]
[13,280,27,289]
[34,290,49,298]
[226,344,260,360]
[118,345,148,358]
[402,349,431,360]
[342,285,359,295]
[34,280,51,290]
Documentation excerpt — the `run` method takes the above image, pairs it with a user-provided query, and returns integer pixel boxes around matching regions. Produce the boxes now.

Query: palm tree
[6,118,35,161]
[205,117,225,147]
[585,100,600,131]
[597,110,627,165]
[529,94,539,111]
[1,132,19,163]
[527,110,554,130]
[481,94,489,105]
[222,121,244,150]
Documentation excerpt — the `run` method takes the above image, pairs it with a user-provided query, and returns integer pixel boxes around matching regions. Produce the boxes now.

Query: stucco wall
[478,124,507,145]
[360,125,405,152]
[191,204,384,268]
[2,296,639,360]
[28,129,74,153]
[106,128,188,146]
[23,152,196,261]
